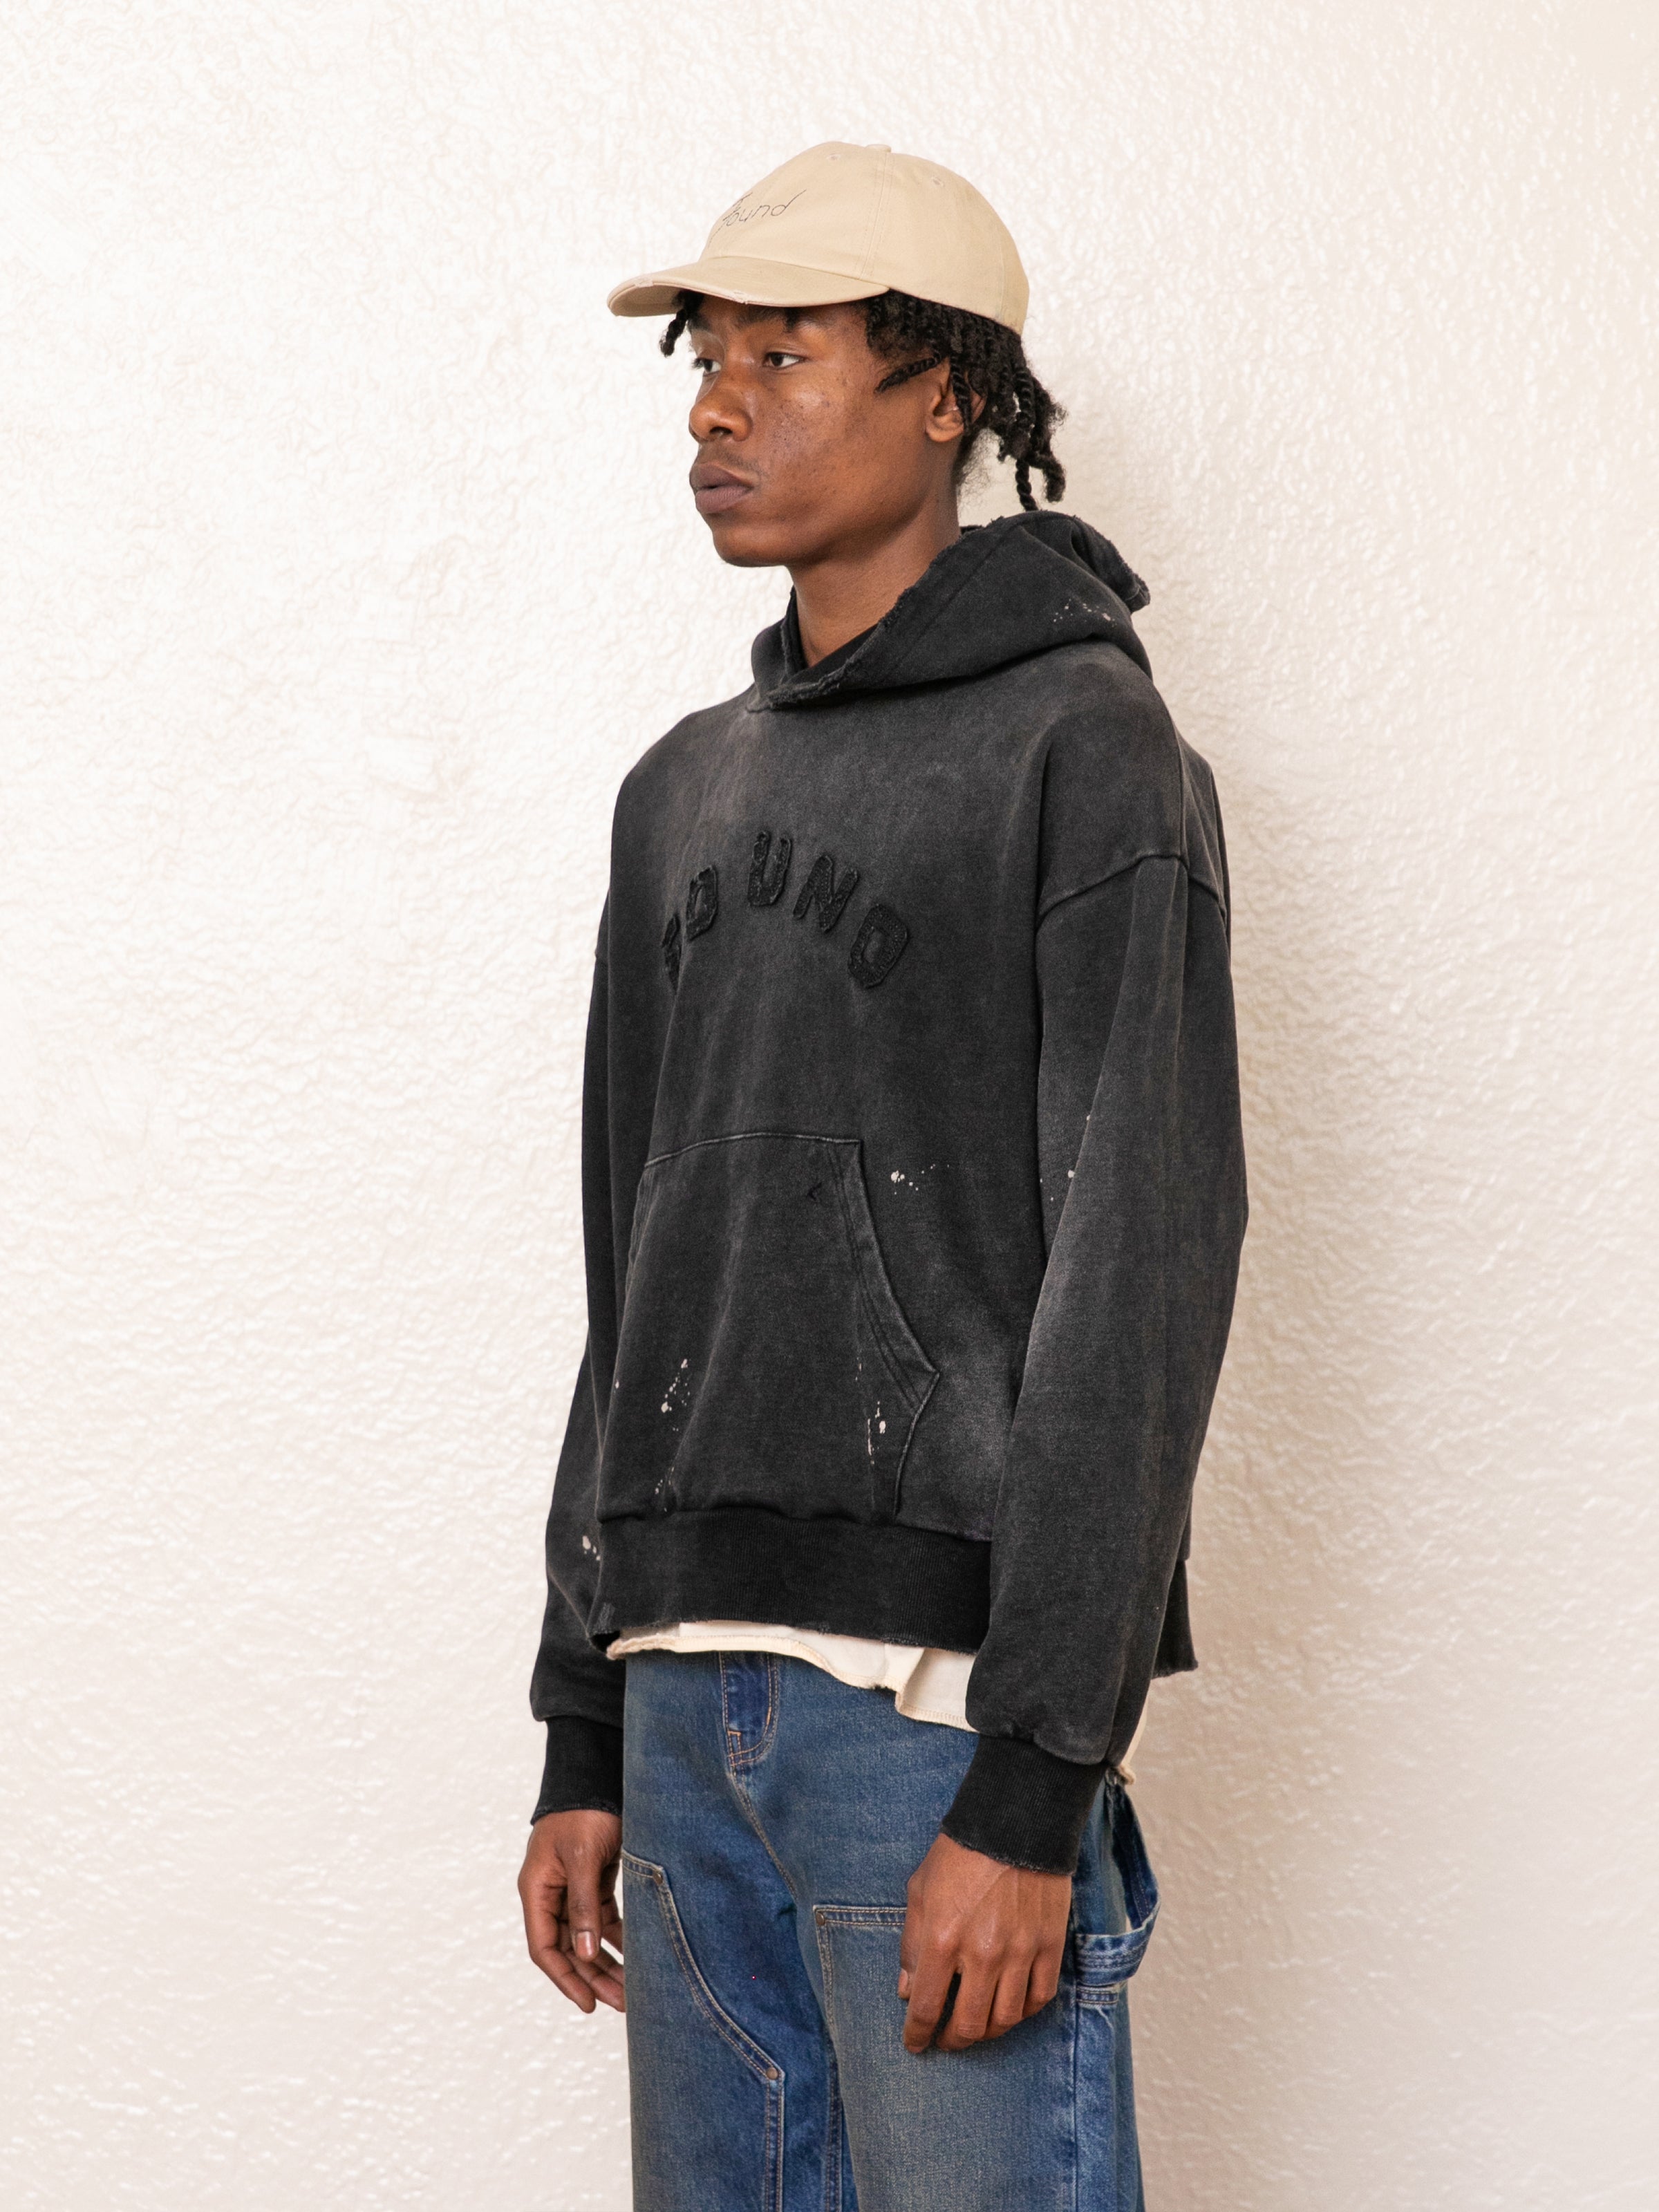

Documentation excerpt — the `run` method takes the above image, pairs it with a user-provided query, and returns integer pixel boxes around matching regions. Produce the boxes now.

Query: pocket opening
[604,1132,938,1526]
[621,1850,786,2086]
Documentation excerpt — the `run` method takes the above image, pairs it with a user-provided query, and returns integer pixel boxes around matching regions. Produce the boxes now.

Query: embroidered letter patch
[685,865,720,939]
[747,828,793,907]
[847,903,910,988]
[666,832,910,992]
[793,852,860,932]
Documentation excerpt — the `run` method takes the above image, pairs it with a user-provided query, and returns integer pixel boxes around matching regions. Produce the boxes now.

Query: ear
[921,364,982,447]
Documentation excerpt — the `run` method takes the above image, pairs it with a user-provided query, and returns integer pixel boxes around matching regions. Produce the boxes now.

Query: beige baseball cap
[607,141,1029,336]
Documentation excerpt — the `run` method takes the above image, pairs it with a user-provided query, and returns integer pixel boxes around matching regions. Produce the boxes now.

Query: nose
[689,360,751,446]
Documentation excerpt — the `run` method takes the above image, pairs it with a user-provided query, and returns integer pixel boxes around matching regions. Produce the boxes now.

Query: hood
[750,510,1152,710]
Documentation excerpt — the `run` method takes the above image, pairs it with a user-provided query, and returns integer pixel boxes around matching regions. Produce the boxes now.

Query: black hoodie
[530,512,1247,1873]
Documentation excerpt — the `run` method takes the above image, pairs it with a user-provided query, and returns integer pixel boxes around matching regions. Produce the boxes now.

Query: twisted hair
[659,296,695,359]
[659,288,1065,510]
[862,291,1065,510]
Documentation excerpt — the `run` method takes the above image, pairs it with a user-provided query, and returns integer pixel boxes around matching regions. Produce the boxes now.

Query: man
[517,141,1246,2210]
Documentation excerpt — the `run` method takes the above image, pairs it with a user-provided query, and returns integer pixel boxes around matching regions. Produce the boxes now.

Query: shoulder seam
[1036,850,1183,926]
[1036,852,1228,928]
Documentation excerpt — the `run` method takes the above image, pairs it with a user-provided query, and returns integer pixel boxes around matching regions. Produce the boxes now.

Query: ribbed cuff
[530,1716,625,1826]
[940,1734,1108,1873]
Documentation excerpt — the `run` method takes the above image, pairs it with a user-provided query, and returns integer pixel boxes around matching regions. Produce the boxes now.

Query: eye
[763,349,807,370]
[689,351,717,375]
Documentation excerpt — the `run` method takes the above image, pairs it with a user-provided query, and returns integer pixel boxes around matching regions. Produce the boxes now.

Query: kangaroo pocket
[601,1132,938,1525]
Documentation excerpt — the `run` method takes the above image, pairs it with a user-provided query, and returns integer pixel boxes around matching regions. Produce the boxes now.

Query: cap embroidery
[714,189,807,232]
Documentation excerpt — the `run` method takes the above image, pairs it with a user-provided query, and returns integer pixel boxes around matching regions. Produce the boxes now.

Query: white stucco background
[3,4,1656,2206]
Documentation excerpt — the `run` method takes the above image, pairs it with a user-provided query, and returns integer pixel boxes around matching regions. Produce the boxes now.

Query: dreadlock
[659,289,1065,511]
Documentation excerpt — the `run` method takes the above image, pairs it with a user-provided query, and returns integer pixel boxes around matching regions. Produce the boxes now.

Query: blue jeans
[621,1651,1159,2211]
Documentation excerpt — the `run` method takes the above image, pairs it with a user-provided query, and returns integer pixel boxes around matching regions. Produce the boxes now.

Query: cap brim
[608,254,888,318]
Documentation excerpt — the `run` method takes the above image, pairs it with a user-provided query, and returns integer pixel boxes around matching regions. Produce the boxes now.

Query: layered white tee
[608,1622,1146,1781]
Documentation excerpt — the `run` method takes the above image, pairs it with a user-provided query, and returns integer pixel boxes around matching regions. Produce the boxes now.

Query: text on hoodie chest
[660,825,911,993]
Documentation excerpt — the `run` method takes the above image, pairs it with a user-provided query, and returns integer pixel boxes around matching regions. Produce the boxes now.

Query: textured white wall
[3,5,1655,2208]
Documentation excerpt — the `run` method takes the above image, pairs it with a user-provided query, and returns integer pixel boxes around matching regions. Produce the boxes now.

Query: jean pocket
[812,1903,1100,2204]
[1069,1933,1130,2012]
[1067,1783,1161,2009]
[603,1132,938,1523]
[621,1851,785,2212]
[809,1903,908,2050]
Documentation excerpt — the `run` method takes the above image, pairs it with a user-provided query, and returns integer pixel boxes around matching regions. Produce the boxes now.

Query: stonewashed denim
[621,1649,1158,2212]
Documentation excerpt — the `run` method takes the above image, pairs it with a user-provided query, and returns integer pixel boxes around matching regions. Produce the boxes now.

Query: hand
[898,1830,1071,2053]
[518,1808,626,2013]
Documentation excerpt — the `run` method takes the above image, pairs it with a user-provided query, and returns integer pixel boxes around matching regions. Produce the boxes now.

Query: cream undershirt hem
[607,1620,1144,1783]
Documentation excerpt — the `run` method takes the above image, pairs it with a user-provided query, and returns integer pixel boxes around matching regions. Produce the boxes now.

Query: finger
[901,1946,957,2054]
[564,1923,626,1983]
[986,1958,1033,2040]
[527,1925,599,2010]
[898,1906,920,2000]
[564,1850,606,1964]
[1024,1940,1065,2018]
[567,1947,627,2012]
[935,1954,997,2052]
[520,1872,569,1974]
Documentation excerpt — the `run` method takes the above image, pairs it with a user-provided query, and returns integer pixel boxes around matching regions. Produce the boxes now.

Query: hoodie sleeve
[527,903,628,1824]
[941,836,1246,1873]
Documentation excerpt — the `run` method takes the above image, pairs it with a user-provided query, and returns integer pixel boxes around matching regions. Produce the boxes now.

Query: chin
[704,514,803,571]
[708,526,791,570]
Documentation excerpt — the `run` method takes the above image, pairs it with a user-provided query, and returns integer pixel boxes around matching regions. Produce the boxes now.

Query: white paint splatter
[887,1162,940,1192]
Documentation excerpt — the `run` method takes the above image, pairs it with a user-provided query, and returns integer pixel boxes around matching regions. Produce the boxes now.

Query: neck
[789,496,962,666]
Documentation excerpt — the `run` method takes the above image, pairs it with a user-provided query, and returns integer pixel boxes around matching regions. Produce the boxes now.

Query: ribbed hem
[531,1716,625,1826]
[591,1506,991,1653]
[941,1734,1108,1873]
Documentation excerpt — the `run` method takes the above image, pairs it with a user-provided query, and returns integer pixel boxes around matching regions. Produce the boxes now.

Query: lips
[691,463,755,517]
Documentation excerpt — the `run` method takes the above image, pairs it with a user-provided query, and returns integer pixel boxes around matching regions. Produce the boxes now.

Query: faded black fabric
[533,1715,624,1823]
[530,511,1247,1871]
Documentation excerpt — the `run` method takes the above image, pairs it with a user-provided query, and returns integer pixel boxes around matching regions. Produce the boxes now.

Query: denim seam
[812,1918,838,2043]
[726,1772,798,1895]
[1067,1969,1081,2212]
[720,1652,782,1772]
[821,2034,845,2212]
[621,1846,787,2208]
[714,1664,797,1893]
